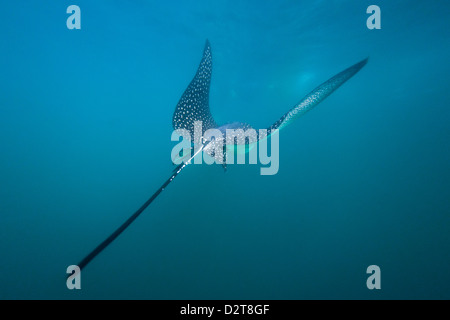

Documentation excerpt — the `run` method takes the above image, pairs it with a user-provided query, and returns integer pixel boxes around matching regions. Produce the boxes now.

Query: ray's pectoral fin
[265,58,368,136]
[172,40,217,138]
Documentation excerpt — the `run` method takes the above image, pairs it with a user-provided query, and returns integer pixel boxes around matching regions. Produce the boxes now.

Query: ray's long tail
[75,145,205,272]
[76,162,185,271]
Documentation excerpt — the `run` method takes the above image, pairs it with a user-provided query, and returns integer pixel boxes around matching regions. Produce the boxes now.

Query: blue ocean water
[0,0,449,299]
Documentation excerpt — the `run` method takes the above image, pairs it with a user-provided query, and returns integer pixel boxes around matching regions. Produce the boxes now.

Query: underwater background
[0,0,449,299]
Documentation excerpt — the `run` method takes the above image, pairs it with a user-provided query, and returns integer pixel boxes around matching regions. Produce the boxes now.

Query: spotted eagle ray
[75,40,367,271]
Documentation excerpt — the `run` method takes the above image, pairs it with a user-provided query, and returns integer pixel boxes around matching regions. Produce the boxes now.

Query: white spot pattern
[172,40,217,138]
